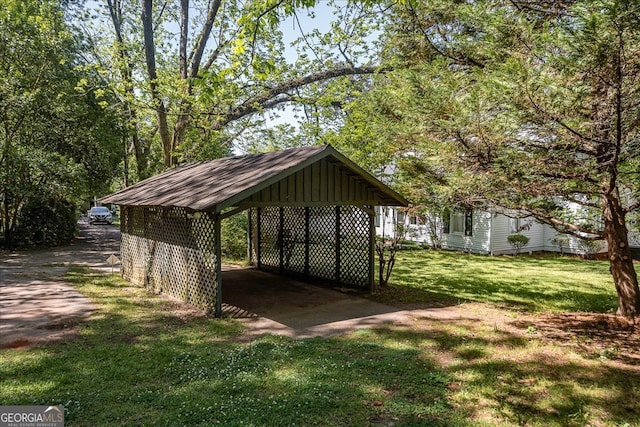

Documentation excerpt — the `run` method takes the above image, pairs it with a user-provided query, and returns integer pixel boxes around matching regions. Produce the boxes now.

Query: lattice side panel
[119,207,217,313]
[282,207,306,274]
[120,233,149,285]
[339,206,370,288]
[258,207,280,271]
[144,207,166,294]
[120,206,149,285]
[190,212,217,312]
[307,206,337,281]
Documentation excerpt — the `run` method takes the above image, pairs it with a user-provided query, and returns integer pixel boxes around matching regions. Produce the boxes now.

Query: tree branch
[208,65,388,130]
[526,89,610,147]
[179,0,189,80]
[141,0,172,167]
[626,200,640,213]
[189,0,222,79]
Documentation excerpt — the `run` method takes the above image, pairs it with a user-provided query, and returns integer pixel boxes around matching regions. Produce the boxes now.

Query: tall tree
[0,0,123,247]
[77,0,385,177]
[337,0,640,316]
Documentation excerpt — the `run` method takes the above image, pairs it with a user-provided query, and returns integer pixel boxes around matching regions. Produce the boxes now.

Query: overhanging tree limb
[189,0,222,79]
[209,65,390,130]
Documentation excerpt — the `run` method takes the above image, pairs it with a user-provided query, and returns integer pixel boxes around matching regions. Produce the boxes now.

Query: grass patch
[0,268,457,426]
[360,316,640,427]
[376,250,617,313]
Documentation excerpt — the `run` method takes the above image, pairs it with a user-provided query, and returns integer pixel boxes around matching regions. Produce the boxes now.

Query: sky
[263,1,379,129]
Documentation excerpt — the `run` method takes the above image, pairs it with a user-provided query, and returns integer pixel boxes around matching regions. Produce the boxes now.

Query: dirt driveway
[1,220,468,348]
[0,219,121,348]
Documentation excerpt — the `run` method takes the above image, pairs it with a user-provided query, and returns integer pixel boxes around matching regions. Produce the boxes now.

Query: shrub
[551,235,570,255]
[507,233,530,256]
[13,197,78,248]
[577,239,605,259]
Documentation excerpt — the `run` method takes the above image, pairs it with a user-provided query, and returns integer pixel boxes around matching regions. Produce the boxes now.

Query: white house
[375,207,612,256]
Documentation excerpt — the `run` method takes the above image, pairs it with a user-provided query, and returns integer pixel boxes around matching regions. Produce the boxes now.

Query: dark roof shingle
[101,145,408,211]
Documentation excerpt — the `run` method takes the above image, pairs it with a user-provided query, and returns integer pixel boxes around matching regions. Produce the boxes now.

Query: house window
[442,208,451,234]
[397,211,406,224]
[451,211,465,234]
[509,217,520,234]
[410,215,418,225]
[448,209,473,236]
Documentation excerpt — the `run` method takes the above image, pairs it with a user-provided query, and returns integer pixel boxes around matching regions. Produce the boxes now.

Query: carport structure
[101,145,408,317]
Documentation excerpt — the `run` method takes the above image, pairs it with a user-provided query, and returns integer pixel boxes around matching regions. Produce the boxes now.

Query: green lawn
[379,250,617,313]
[1,253,638,426]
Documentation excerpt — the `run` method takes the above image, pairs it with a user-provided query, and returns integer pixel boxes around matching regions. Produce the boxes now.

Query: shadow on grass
[3,266,635,426]
[362,319,640,427]
[379,250,618,313]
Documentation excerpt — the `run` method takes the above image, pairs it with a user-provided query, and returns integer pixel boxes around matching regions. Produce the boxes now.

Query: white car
[88,206,113,224]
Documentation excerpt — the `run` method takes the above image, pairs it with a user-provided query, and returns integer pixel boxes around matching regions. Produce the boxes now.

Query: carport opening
[219,206,374,318]
[220,210,250,266]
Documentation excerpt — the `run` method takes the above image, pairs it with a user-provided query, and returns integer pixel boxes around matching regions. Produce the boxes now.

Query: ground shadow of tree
[363,317,640,427]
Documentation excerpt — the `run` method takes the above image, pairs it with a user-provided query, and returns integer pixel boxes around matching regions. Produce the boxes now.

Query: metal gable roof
[100,145,409,211]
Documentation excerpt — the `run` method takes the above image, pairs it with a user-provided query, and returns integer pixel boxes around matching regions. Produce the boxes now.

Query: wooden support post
[214,213,223,318]
[256,207,262,269]
[368,205,375,292]
[279,207,284,274]
[304,207,310,277]
[247,208,252,264]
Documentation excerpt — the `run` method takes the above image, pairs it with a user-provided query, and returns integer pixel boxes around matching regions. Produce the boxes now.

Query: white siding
[376,207,609,257]
[441,210,491,254]
[489,213,547,255]
[375,209,493,254]
[542,224,600,255]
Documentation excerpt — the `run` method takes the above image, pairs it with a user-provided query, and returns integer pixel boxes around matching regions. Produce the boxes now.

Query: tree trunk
[107,0,150,178]
[603,195,640,317]
[141,0,172,168]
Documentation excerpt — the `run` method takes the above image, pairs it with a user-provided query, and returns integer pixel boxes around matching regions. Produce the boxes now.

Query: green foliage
[507,234,530,255]
[0,0,123,248]
[551,235,570,255]
[336,0,640,314]
[76,0,383,174]
[221,213,248,261]
[13,196,77,247]
[340,0,640,230]
[577,239,606,259]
